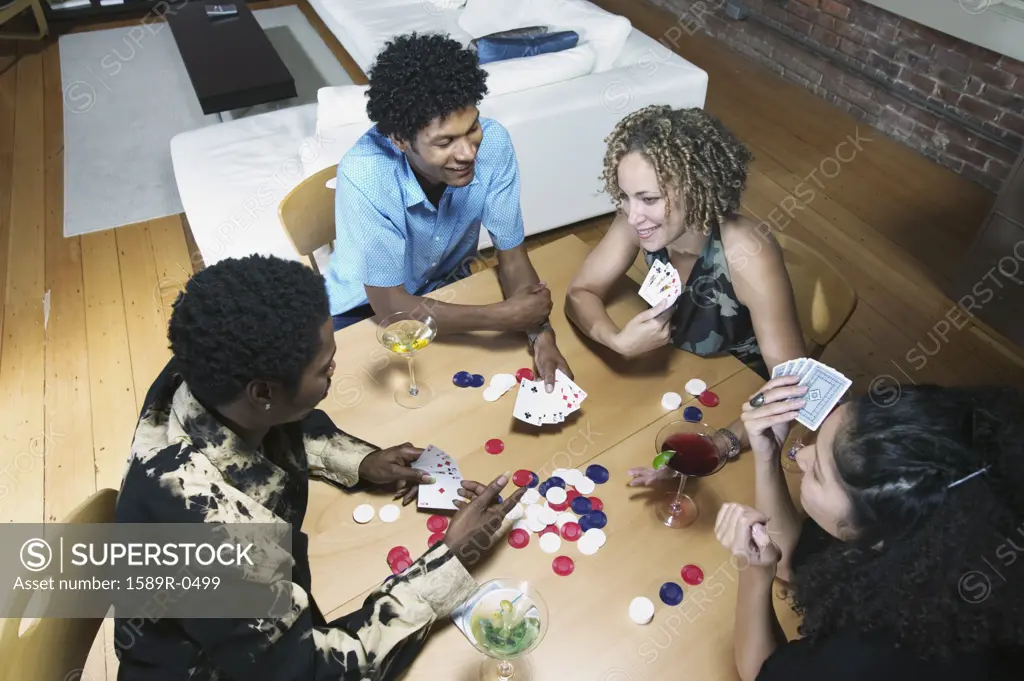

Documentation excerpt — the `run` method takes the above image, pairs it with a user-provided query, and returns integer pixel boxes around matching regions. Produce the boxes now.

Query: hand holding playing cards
[740,376,807,463]
[444,472,526,568]
[358,443,433,505]
[501,282,553,332]
[533,333,573,393]
[715,503,781,570]
[613,299,673,358]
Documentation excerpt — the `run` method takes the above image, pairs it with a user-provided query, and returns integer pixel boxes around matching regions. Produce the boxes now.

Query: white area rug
[60,5,353,237]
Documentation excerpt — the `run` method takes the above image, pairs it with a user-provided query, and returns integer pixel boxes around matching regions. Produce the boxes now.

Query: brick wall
[645,0,1024,192]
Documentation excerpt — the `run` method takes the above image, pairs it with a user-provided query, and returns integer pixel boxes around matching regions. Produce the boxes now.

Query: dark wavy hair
[789,384,1024,659]
[366,32,488,144]
[167,255,330,406]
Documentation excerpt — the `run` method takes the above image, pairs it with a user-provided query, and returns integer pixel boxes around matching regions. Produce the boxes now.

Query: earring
[265,404,271,411]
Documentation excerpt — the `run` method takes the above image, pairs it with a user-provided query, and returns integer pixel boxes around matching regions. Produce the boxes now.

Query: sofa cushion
[459,0,631,73]
[469,25,549,52]
[475,30,579,65]
[482,43,595,97]
[316,84,371,137]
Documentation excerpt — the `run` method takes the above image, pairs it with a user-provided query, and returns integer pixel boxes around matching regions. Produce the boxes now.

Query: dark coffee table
[167,2,296,116]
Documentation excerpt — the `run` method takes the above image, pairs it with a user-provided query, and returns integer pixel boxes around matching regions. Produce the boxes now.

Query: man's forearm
[399,292,507,335]
[565,289,622,350]
[754,456,803,582]
[734,567,785,681]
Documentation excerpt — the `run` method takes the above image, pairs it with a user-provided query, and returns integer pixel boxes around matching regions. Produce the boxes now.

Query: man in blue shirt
[324,32,572,389]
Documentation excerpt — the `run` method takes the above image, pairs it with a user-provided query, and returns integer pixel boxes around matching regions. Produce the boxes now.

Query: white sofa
[169,0,709,268]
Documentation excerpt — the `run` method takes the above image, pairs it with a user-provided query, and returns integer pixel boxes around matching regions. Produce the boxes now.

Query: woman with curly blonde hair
[566,106,806,471]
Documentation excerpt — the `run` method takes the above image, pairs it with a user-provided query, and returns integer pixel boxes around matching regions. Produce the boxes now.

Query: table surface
[166,2,294,113]
[306,235,803,681]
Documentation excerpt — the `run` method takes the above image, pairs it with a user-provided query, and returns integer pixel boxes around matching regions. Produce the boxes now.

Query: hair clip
[947,466,990,489]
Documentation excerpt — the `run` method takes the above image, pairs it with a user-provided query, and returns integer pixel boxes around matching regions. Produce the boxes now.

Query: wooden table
[305,235,802,680]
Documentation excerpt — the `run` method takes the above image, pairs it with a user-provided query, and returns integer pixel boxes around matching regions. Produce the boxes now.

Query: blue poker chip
[659,582,684,606]
[537,480,553,496]
[528,472,540,488]
[570,496,592,515]
[585,464,609,484]
[683,406,703,423]
[584,510,607,529]
[495,494,503,505]
[470,373,485,388]
[547,476,566,489]
[452,371,473,387]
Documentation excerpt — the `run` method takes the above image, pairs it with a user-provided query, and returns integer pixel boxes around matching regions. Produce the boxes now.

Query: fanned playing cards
[771,358,851,431]
[512,369,587,426]
[412,445,463,511]
[639,259,682,307]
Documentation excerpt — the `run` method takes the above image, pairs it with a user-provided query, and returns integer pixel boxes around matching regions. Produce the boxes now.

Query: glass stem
[497,660,514,680]
[670,474,688,512]
[406,356,418,397]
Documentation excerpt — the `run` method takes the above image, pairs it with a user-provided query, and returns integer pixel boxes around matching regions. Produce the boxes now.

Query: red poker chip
[560,522,582,541]
[387,546,411,566]
[552,556,575,576]
[549,499,570,512]
[512,469,535,487]
[588,497,603,512]
[507,528,530,549]
[515,367,534,382]
[485,438,505,455]
[391,557,412,574]
[427,532,446,548]
[565,489,581,503]
[539,524,559,536]
[681,564,705,586]
[426,515,449,533]
[698,390,720,407]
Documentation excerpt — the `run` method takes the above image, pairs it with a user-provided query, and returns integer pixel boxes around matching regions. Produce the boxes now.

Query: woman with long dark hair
[716,375,1024,680]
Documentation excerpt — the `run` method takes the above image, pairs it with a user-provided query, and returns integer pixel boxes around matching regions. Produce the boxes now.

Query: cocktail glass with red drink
[653,420,728,529]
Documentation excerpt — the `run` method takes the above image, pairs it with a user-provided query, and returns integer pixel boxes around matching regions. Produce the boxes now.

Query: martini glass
[457,578,547,681]
[653,420,728,529]
[376,311,437,409]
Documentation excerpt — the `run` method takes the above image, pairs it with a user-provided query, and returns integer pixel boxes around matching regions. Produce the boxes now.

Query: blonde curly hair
[600,105,752,235]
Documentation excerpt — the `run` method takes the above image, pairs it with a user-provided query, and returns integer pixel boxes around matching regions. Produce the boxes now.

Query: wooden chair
[0,0,48,40]
[775,231,857,359]
[0,488,118,681]
[278,164,338,273]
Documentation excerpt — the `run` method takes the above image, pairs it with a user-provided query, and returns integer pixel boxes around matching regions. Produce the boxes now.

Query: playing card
[639,263,668,306]
[771,361,791,379]
[417,473,463,510]
[513,379,545,426]
[795,361,851,431]
[555,369,588,405]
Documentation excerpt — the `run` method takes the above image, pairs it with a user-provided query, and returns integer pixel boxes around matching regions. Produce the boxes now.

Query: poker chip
[391,557,412,574]
[552,556,575,576]
[582,528,606,547]
[526,516,547,533]
[659,582,684,606]
[552,468,574,480]
[683,406,703,423]
[505,503,526,522]
[588,497,604,512]
[681,564,705,586]
[560,522,582,541]
[539,532,562,554]
[470,374,486,388]
[522,488,542,505]
[352,504,375,524]
[426,515,449,532]
[513,518,531,532]
[629,597,655,625]
[527,472,540,488]
[507,528,530,549]
[483,387,504,402]
[574,477,596,495]
[585,465,610,484]
[549,499,571,512]
[387,546,411,565]
[565,489,581,503]
[698,390,720,407]
[546,487,568,504]
[580,510,607,531]
[484,438,505,455]
[547,476,567,489]
[515,367,534,382]
[539,524,559,536]
[525,503,543,519]
[428,532,446,547]
[577,535,600,555]
[684,378,707,396]
[661,391,683,411]
[513,469,535,487]
[452,371,473,387]
[555,511,577,528]
[570,496,592,515]
[561,469,586,488]
[378,504,400,523]
[538,505,558,526]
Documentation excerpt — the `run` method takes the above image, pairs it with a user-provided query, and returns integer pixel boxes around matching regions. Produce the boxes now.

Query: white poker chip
[483,387,504,402]
[577,535,600,555]
[545,487,567,504]
[552,468,574,481]
[555,511,577,529]
[505,503,526,522]
[525,503,544,519]
[513,518,531,532]
[352,504,375,524]
[522,488,541,505]
[661,391,683,411]
[539,532,562,554]
[526,515,548,533]
[582,527,607,547]
[538,505,558,526]
[574,477,596,495]
[685,378,707,396]
[489,373,518,392]
[562,469,586,488]
[378,504,400,523]
[629,596,655,625]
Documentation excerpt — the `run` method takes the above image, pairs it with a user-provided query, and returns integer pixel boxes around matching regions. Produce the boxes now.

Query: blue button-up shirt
[324,117,526,316]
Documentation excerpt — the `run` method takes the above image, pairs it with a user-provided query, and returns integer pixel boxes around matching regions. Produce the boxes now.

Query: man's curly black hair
[167,255,330,407]
[787,384,1024,660]
[366,32,488,143]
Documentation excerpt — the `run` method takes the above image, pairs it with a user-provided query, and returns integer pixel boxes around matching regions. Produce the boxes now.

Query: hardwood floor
[1,1,1023,675]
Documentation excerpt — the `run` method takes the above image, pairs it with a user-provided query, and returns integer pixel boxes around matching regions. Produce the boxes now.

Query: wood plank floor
[2,1,1024,675]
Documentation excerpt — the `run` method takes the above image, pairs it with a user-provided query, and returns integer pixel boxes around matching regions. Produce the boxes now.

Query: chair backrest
[278,164,339,271]
[774,231,858,358]
[0,488,118,681]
